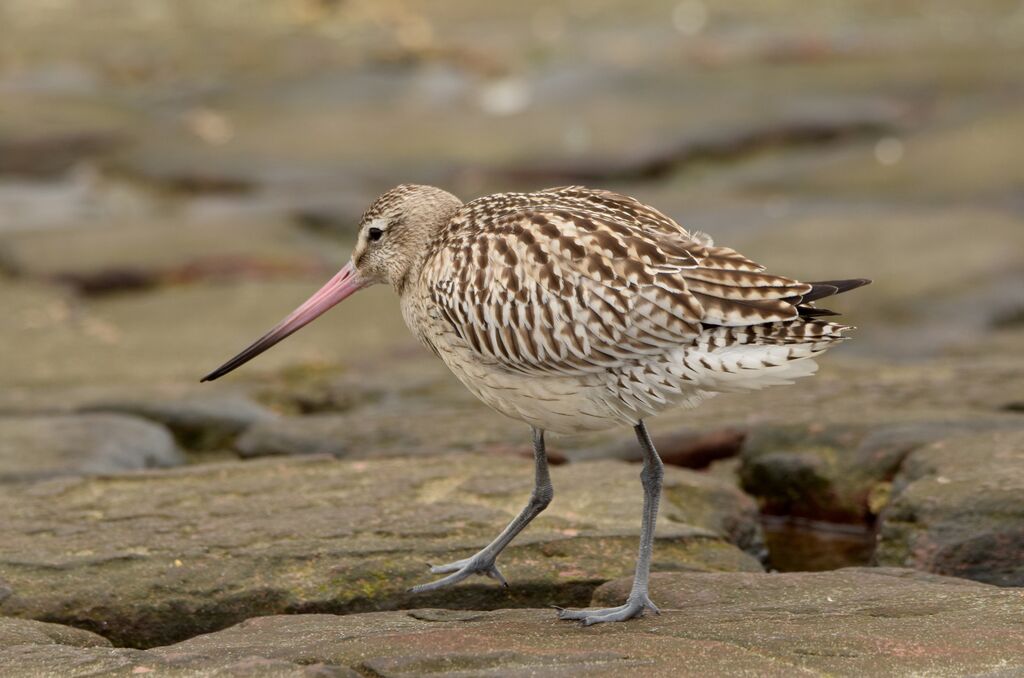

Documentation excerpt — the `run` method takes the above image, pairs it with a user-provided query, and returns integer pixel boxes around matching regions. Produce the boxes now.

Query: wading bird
[202,185,868,625]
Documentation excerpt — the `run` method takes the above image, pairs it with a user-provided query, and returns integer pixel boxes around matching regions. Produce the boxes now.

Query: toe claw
[556,608,588,621]
[411,555,509,593]
[485,564,508,587]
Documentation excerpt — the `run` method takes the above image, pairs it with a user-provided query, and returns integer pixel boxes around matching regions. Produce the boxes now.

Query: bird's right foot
[407,554,508,594]
[554,594,660,625]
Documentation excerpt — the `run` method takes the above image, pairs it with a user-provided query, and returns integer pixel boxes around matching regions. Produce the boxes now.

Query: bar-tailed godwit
[203,184,869,624]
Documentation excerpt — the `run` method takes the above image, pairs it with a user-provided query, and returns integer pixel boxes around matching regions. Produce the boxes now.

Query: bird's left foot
[554,594,659,625]
[408,554,508,594]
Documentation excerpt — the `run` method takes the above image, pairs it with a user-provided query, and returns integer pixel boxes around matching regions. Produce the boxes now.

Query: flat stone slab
[0,454,761,648]
[0,413,182,482]
[876,430,1024,586]
[0,616,110,650]
[3,568,1021,677]
[588,568,1024,676]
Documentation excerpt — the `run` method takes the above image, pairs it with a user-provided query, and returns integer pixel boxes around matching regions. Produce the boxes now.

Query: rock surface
[739,419,1024,523]
[81,393,276,451]
[3,568,1021,677]
[0,616,110,649]
[0,454,761,648]
[235,412,402,459]
[234,408,525,460]
[0,413,182,482]
[875,430,1024,586]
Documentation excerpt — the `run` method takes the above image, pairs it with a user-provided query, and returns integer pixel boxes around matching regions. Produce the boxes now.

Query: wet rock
[0,413,182,482]
[8,568,1020,677]
[0,616,110,649]
[875,430,1024,586]
[81,394,276,451]
[738,419,1024,524]
[0,454,762,648]
[758,515,876,572]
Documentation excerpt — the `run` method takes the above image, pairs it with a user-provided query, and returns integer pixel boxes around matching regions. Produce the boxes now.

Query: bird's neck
[393,199,462,298]
[394,251,428,297]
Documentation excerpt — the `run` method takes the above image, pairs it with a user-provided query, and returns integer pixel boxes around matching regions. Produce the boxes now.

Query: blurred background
[2,1,1024,577]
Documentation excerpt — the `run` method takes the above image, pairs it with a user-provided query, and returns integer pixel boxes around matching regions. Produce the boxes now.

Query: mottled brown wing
[682,253,811,325]
[424,196,811,377]
[543,186,814,326]
[537,186,686,237]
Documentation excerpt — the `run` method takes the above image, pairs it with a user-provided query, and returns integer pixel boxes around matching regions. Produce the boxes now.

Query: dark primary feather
[788,278,872,317]
[797,306,839,318]
[797,278,872,303]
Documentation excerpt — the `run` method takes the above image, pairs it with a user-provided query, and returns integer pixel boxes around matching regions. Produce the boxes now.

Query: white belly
[443,351,624,433]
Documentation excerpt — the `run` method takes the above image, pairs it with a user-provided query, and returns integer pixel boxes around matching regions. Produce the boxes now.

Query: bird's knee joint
[530,485,554,510]
[640,463,664,488]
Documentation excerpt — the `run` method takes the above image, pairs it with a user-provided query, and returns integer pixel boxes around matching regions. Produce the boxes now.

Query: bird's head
[350,184,463,292]
[201,184,462,382]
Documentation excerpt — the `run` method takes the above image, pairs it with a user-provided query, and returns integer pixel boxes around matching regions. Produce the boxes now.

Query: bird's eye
[367,227,384,242]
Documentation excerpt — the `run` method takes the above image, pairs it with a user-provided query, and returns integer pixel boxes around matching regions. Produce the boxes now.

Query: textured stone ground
[3,570,1022,677]
[0,454,761,648]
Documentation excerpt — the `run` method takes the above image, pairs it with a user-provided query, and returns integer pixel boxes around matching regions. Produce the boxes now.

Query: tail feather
[798,306,839,318]
[784,277,870,317]
[797,278,872,303]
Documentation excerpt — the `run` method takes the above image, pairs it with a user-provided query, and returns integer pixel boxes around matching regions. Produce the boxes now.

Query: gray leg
[557,420,663,624]
[409,427,553,593]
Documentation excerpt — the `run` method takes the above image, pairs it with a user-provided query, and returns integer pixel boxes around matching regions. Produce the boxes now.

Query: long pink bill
[201,261,366,382]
